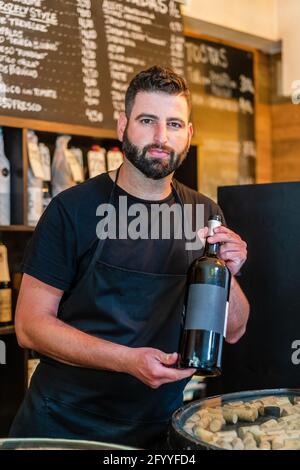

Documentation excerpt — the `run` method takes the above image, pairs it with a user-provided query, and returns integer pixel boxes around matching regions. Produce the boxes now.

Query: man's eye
[168,122,182,128]
[141,118,154,124]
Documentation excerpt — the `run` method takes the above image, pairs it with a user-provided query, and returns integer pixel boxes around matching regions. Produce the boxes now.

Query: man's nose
[153,122,168,145]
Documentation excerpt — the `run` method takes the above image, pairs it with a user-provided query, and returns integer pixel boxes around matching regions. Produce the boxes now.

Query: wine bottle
[178,215,231,376]
[106,147,123,172]
[0,242,12,325]
[87,145,107,178]
[0,127,11,225]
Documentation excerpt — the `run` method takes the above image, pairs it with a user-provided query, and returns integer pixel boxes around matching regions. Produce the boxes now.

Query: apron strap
[89,165,122,265]
[74,166,122,285]
[171,179,194,267]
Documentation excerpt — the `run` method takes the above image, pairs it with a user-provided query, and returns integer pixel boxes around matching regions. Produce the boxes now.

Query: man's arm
[207,225,250,344]
[15,274,195,388]
[226,276,249,343]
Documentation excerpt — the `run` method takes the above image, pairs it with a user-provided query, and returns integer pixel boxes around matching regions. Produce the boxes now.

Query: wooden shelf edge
[0,325,15,335]
[0,115,118,139]
[0,225,35,232]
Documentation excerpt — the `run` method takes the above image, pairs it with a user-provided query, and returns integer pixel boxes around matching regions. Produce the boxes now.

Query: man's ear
[117,112,127,141]
[188,122,193,140]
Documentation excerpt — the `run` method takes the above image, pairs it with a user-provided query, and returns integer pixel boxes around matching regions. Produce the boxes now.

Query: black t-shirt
[22,172,224,291]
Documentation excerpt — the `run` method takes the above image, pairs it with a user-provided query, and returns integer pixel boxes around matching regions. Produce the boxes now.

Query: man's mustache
[143,144,175,154]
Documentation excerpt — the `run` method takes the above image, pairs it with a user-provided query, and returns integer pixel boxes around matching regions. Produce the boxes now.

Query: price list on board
[0,0,185,129]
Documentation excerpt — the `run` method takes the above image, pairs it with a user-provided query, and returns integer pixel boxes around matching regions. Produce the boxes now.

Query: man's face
[119,91,193,180]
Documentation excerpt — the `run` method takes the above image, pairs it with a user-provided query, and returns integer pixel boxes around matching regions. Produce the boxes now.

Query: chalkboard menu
[0,0,184,129]
[185,36,255,200]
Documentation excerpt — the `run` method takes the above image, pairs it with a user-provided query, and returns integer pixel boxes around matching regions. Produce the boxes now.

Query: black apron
[10,168,193,449]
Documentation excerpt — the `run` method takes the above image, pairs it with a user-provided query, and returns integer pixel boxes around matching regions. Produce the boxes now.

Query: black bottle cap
[209,214,222,222]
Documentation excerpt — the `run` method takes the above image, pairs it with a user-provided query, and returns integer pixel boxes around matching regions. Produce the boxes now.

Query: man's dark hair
[125,66,191,118]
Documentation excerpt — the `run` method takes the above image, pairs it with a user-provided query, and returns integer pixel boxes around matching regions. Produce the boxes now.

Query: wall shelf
[0,226,35,232]
[0,325,15,336]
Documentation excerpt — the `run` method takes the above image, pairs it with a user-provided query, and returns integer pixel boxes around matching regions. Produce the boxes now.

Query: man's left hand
[207,226,247,276]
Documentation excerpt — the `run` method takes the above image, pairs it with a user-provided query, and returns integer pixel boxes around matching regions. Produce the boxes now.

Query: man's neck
[108,160,173,201]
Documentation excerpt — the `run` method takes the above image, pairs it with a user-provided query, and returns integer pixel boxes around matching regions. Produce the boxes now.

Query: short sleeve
[205,198,227,228]
[22,197,77,291]
[216,205,227,227]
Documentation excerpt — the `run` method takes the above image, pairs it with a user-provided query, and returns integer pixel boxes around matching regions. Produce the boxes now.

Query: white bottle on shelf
[68,147,84,183]
[0,127,11,226]
[27,168,43,226]
[106,147,123,172]
[27,130,43,226]
[51,135,75,196]
[39,142,52,212]
[87,145,107,178]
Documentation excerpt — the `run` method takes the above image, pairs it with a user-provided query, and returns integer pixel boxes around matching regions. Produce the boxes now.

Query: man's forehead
[131,91,189,116]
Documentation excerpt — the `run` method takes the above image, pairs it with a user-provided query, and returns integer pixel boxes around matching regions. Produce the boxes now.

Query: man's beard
[122,130,190,180]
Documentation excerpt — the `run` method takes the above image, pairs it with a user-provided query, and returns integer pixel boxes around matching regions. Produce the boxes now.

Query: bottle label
[207,218,221,236]
[65,149,84,182]
[87,149,106,178]
[107,150,123,171]
[185,283,227,334]
[223,301,229,337]
[0,288,12,323]
[39,143,51,182]
[0,245,10,281]
[0,135,11,225]
[28,186,43,226]
[28,141,45,180]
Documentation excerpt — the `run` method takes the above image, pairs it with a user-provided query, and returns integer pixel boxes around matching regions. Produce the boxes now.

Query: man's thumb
[197,226,208,248]
[160,352,178,365]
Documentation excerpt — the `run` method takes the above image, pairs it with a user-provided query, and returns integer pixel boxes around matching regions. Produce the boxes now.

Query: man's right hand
[16,276,196,381]
[124,347,196,389]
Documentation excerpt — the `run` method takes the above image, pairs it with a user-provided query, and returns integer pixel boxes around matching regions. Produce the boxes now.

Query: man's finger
[176,368,197,379]
[159,352,178,366]
[213,226,231,234]
[219,245,243,256]
[197,226,208,248]
[208,232,240,244]
[220,252,245,263]
[160,368,196,384]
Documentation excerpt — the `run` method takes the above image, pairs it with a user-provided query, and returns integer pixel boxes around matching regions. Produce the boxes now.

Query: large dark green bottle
[178,215,231,376]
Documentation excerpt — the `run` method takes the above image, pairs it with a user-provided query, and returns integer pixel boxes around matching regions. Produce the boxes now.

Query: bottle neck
[204,240,220,257]
[205,216,222,257]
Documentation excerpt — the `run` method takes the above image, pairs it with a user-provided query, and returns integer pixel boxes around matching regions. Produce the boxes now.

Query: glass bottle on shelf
[27,130,44,226]
[106,147,123,172]
[0,242,12,326]
[87,144,107,178]
[0,127,11,226]
[39,142,52,212]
